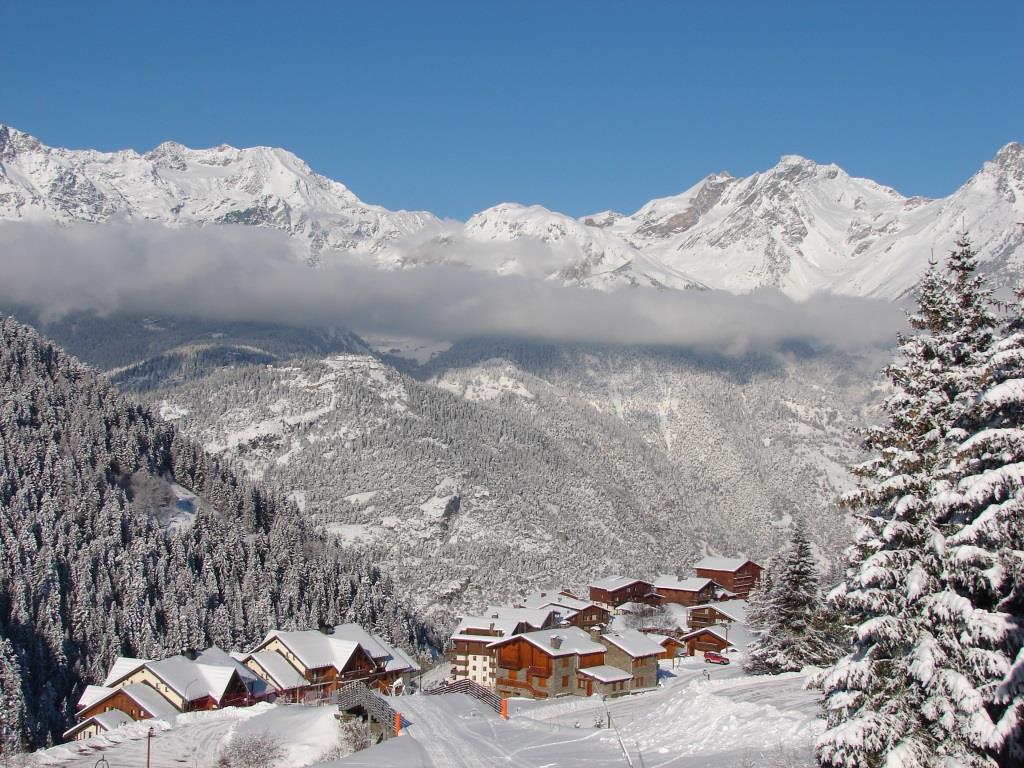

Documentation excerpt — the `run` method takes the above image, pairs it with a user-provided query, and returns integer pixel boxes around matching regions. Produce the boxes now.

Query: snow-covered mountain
[2,123,1022,297]
[0,124,439,262]
[588,144,1024,299]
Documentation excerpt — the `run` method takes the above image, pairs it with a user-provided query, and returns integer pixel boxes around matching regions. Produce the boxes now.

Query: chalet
[645,633,686,662]
[62,709,133,742]
[652,575,716,606]
[331,623,422,693]
[588,576,655,609]
[101,649,256,711]
[248,629,378,697]
[685,600,749,631]
[599,630,663,691]
[576,665,633,698]
[238,651,309,700]
[692,557,763,599]
[519,591,611,630]
[484,606,558,631]
[489,627,606,699]
[73,683,180,736]
[680,626,733,656]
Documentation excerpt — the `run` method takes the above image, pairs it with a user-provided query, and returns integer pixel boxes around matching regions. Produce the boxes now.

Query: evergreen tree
[929,283,1024,766]
[817,237,1001,768]
[745,520,837,674]
[0,636,25,754]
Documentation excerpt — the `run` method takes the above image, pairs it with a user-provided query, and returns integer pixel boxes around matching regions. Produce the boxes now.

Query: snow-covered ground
[39,661,822,768]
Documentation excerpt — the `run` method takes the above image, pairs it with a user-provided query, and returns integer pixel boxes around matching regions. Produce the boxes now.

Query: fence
[336,681,405,739]
[422,678,508,719]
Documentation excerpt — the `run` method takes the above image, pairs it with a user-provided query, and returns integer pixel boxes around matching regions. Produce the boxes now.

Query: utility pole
[147,726,154,768]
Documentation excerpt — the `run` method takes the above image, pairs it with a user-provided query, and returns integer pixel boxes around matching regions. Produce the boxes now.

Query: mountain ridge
[2,124,1022,298]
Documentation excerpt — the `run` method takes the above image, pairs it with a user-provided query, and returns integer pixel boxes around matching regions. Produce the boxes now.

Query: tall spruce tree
[929,284,1024,766]
[817,237,1001,768]
[745,519,837,674]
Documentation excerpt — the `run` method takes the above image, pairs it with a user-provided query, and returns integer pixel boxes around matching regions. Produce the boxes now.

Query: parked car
[703,651,730,665]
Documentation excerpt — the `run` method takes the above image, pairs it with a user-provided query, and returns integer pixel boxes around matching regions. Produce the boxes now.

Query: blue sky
[2,2,1021,219]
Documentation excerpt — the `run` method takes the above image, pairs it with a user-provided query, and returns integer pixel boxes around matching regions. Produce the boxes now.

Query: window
[561,675,569,687]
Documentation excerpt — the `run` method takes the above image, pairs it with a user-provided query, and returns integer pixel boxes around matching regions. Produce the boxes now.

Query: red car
[703,651,730,665]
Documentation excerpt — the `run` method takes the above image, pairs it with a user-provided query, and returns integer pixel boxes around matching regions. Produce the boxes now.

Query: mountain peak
[0,124,42,161]
[993,141,1024,171]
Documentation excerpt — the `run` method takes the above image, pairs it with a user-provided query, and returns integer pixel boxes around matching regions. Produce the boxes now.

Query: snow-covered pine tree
[745,519,836,674]
[930,281,1024,767]
[817,237,1000,768]
[0,636,25,754]
[744,554,776,638]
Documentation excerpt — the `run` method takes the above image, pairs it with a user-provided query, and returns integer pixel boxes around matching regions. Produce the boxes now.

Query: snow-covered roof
[258,630,363,672]
[688,600,750,624]
[146,655,239,703]
[62,708,134,739]
[194,646,271,697]
[483,606,554,630]
[77,684,115,712]
[103,657,151,686]
[521,591,598,614]
[601,629,665,658]
[455,616,521,639]
[577,665,633,683]
[693,557,756,573]
[332,623,421,673]
[245,651,307,691]
[488,626,605,657]
[653,575,714,592]
[680,627,733,646]
[91,682,180,720]
[589,575,648,592]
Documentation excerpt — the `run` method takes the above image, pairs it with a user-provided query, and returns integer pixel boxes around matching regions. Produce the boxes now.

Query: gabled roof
[687,600,750,624]
[693,557,758,573]
[454,615,521,639]
[653,575,714,592]
[577,665,632,683]
[145,655,239,704]
[256,630,363,672]
[488,626,605,657]
[244,651,307,691]
[62,708,133,740]
[86,683,180,721]
[77,684,114,712]
[103,657,151,686]
[600,629,665,658]
[332,623,421,674]
[194,646,271,696]
[520,591,601,614]
[483,606,554,631]
[680,626,733,645]
[588,575,649,592]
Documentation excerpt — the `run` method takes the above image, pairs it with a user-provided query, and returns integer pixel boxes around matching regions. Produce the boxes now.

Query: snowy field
[39,661,822,768]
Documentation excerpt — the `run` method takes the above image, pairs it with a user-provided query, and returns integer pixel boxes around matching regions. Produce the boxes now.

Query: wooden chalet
[576,665,632,698]
[490,627,606,699]
[519,590,611,630]
[72,683,180,738]
[680,626,733,656]
[588,576,656,609]
[692,557,763,599]
[248,629,378,698]
[331,623,422,693]
[652,575,717,606]
[645,633,686,662]
[686,600,749,631]
[63,709,133,742]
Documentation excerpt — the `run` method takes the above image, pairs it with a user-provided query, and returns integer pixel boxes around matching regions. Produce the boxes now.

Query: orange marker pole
[394,712,401,736]
[501,699,508,720]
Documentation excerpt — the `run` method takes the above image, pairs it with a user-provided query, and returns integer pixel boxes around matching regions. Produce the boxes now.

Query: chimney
[183,648,197,660]
[318,621,335,635]
[589,628,603,643]
[549,635,563,650]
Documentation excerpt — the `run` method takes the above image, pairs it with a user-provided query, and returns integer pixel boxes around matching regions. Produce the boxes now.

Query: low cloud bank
[0,222,905,352]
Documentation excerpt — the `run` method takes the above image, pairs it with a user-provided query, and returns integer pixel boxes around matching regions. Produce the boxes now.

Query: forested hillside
[0,317,433,749]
